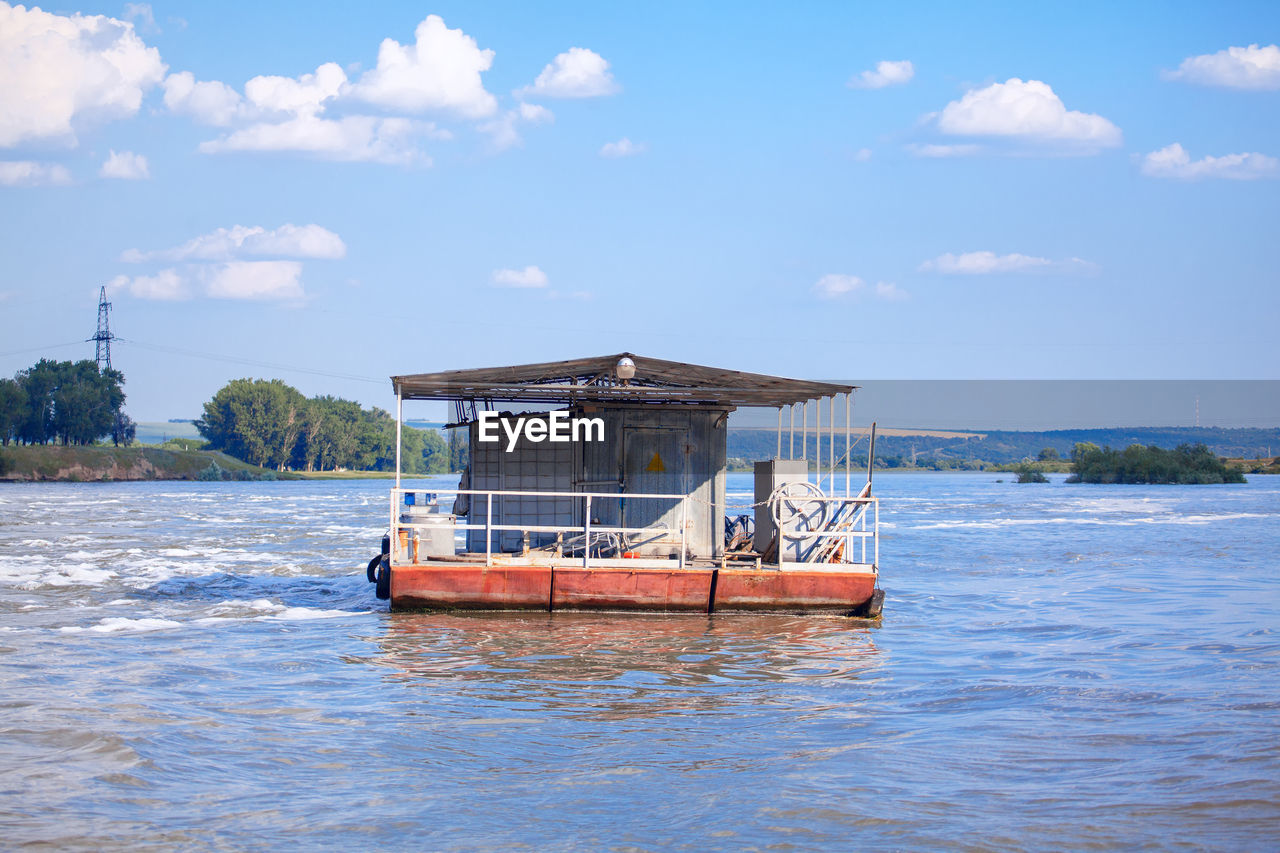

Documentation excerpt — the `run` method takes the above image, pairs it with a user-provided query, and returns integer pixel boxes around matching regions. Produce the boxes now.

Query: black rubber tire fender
[375,555,391,600]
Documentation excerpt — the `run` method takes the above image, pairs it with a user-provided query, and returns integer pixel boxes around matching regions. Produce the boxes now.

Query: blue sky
[1,1,1277,421]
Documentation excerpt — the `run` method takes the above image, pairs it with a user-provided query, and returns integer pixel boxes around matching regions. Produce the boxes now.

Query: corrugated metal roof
[392,353,855,407]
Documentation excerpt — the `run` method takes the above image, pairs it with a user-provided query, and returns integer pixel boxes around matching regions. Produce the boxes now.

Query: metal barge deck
[369,354,883,617]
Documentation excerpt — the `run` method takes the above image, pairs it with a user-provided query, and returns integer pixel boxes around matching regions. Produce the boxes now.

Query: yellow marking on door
[645,452,666,473]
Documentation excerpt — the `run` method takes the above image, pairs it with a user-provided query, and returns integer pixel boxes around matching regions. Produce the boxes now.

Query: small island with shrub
[1067,442,1246,485]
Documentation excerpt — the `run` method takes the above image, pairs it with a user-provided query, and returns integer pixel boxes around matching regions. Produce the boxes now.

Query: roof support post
[776,406,782,460]
[788,404,795,459]
[845,392,851,498]
[815,397,822,487]
[395,384,403,492]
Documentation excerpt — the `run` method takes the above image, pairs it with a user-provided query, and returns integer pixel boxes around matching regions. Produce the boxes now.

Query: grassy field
[0,445,299,482]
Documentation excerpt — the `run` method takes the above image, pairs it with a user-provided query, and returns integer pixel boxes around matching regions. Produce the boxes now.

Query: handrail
[390,486,690,570]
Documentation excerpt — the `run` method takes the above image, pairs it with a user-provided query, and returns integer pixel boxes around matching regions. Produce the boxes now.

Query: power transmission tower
[89,286,118,370]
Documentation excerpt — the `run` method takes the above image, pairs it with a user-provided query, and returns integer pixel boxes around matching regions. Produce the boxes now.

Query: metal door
[622,427,688,550]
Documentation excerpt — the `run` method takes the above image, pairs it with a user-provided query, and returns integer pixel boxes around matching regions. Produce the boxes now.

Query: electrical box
[753,458,810,556]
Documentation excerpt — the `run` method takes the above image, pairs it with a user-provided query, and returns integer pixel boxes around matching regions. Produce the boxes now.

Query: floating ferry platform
[368,354,882,617]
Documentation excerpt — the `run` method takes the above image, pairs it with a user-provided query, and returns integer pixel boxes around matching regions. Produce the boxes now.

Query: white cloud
[479,102,554,150]
[814,274,863,298]
[170,20,482,164]
[111,263,305,301]
[920,251,1096,274]
[0,160,72,186]
[349,15,497,117]
[933,78,1121,150]
[123,224,346,263]
[920,251,1051,274]
[1140,143,1279,180]
[907,143,981,158]
[1163,44,1280,90]
[203,261,304,300]
[122,3,157,34]
[0,3,165,147]
[518,102,553,123]
[109,269,187,300]
[100,150,149,180]
[243,62,346,118]
[814,275,907,300]
[875,281,908,301]
[852,147,872,161]
[162,72,247,126]
[198,114,433,165]
[848,60,914,89]
[520,47,619,98]
[599,137,646,158]
[492,265,548,287]
[814,274,906,300]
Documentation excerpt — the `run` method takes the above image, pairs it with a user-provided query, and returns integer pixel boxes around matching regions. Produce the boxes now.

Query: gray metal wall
[465,405,728,558]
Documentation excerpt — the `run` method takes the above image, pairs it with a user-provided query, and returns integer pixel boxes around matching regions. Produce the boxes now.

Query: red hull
[390,563,877,615]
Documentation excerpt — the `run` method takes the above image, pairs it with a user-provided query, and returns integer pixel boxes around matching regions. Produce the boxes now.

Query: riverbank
[0,445,295,482]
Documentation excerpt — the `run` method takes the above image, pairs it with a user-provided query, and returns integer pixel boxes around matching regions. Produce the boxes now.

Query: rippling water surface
[2,473,1277,850]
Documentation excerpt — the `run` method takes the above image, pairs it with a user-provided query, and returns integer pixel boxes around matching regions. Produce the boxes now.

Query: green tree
[10,359,126,446]
[448,426,469,473]
[420,428,450,473]
[0,378,27,446]
[1037,447,1061,462]
[197,378,309,469]
[112,412,137,446]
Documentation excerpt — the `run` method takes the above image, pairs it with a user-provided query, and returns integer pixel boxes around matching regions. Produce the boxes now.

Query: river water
[1,472,1276,850]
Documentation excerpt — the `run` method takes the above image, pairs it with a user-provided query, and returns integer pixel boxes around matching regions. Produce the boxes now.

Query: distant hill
[0,445,293,482]
[728,426,1280,469]
[135,420,202,445]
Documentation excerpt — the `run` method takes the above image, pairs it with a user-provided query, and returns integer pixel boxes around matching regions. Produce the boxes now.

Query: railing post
[583,496,592,569]
[389,488,398,566]
[678,497,687,568]
[860,494,870,560]
[874,498,879,568]
[485,492,493,567]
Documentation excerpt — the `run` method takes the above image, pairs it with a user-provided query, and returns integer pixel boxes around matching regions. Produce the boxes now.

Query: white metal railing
[776,493,879,567]
[390,487,690,569]
[389,484,878,571]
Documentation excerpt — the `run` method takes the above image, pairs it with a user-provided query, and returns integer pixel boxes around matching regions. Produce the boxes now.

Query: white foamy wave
[0,558,116,588]
[197,598,362,623]
[59,617,182,634]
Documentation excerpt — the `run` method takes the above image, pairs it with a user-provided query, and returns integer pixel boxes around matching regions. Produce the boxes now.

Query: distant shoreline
[0,445,467,483]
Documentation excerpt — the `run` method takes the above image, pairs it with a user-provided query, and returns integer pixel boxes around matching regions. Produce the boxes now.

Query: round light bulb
[616,357,636,381]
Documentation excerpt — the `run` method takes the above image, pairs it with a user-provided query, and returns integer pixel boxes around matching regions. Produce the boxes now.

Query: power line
[121,339,387,385]
[0,341,87,359]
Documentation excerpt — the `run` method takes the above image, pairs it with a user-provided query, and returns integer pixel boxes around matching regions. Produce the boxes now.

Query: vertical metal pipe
[845,393,851,498]
[868,422,877,486]
[678,497,687,568]
[814,397,821,487]
[861,501,867,564]
[788,404,794,459]
[485,492,493,567]
[829,393,835,489]
[801,401,807,472]
[395,386,403,492]
[776,406,782,459]
[583,496,592,569]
